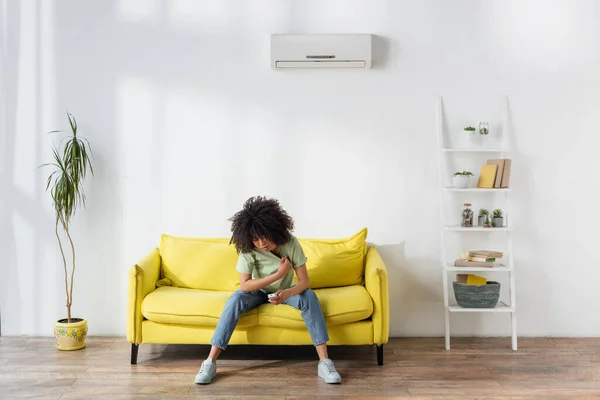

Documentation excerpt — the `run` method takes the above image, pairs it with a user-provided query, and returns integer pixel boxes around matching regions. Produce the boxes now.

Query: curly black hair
[229,196,295,253]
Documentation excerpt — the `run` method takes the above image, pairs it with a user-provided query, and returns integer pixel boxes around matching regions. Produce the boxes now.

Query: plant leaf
[42,113,94,228]
[67,113,77,137]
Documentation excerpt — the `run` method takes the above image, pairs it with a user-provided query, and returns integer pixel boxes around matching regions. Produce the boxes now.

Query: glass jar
[478,121,489,136]
[461,203,473,227]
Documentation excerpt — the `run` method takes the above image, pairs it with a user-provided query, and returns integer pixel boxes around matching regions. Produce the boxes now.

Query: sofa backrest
[158,228,368,291]
[159,236,240,291]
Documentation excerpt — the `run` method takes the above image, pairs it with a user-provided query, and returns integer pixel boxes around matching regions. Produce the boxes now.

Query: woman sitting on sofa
[194,196,341,385]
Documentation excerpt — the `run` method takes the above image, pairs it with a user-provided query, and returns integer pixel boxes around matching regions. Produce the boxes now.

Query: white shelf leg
[445,309,450,350]
[509,268,518,351]
[438,96,451,351]
[442,270,450,350]
[504,97,518,351]
[508,236,518,351]
[511,312,517,351]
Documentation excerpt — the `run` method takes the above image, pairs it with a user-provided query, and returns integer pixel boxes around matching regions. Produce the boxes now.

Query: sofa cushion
[297,228,368,289]
[159,235,240,291]
[258,285,373,329]
[141,287,257,327]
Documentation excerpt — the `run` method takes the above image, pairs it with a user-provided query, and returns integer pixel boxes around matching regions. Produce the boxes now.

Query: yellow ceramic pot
[54,318,88,350]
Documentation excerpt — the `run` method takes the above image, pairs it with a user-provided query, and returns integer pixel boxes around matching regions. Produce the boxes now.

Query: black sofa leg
[376,345,383,366]
[131,344,139,365]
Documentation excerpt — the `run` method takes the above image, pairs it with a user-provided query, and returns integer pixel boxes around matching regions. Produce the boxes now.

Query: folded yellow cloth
[466,274,487,285]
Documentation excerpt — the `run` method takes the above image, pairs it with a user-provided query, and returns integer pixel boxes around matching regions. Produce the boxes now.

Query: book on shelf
[476,164,497,188]
[454,259,504,268]
[500,159,511,187]
[469,250,503,258]
[486,159,505,188]
[469,256,496,263]
[484,158,511,188]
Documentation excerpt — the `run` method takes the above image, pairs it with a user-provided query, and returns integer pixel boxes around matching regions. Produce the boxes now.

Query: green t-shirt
[235,236,307,293]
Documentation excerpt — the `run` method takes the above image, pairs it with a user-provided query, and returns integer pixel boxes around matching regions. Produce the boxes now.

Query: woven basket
[453,281,500,308]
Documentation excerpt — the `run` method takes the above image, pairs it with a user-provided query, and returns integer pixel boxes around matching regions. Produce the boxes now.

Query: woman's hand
[277,257,292,278]
[269,289,290,305]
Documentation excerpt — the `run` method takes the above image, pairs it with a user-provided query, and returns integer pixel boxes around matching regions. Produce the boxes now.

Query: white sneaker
[194,359,217,384]
[318,359,341,384]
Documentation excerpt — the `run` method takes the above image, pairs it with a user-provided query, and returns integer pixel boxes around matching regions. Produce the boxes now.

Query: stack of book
[476,158,511,188]
[454,250,504,268]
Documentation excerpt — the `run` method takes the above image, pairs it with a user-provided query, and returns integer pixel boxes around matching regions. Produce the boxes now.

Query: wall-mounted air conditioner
[270,34,372,69]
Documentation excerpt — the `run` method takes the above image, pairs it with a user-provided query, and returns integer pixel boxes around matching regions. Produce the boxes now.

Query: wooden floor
[0,337,599,399]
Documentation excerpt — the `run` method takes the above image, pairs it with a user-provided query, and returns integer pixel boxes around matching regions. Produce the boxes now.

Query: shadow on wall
[0,0,22,335]
[371,35,390,69]
[50,0,263,333]
[53,0,128,334]
[376,242,445,338]
[1,0,127,335]
[504,97,550,333]
[1,0,61,335]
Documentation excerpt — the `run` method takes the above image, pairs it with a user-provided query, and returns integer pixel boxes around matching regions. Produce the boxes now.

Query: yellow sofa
[127,228,389,365]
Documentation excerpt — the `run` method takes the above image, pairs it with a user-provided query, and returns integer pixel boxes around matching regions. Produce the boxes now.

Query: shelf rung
[443,187,511,192]
[445,226,511,232]
[445,265,512,272]
[442,148,510,153]
[448,301,514,313]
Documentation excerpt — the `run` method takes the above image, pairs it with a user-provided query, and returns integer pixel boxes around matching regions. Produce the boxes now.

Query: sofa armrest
[365,246,389,345]
[127,248,161,344]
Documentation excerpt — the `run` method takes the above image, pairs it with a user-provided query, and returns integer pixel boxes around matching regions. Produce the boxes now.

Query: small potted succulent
[492,209,504,227]
[478,209,489,226]
[452,170,474,188]
[484,214,492,228]
[464,126,476,142]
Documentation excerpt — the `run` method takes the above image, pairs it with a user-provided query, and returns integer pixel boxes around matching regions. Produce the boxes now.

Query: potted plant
[452,170,473,188]
[41,113,94,351]
[478,209,489,226]
[492,209,504,227]
[464,126,476,142]
[484,214,492,228]
[478,122,489,136]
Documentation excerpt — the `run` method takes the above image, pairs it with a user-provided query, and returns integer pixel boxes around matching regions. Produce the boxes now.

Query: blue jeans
[210,288,329,350]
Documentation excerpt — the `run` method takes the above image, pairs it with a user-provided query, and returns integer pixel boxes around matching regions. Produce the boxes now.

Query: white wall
[2,0,599,337]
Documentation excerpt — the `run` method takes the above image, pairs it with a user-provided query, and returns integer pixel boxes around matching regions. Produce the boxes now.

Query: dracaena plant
[40,113,94,322]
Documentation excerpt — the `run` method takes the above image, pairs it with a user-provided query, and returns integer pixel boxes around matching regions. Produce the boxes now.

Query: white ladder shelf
[436,95,518,351]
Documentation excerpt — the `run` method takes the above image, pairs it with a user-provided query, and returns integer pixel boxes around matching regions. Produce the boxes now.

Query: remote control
[268,293,278,299]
